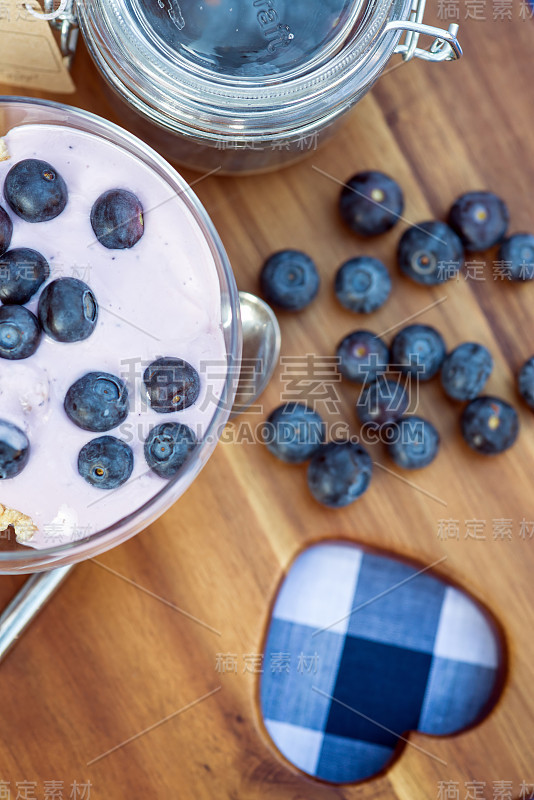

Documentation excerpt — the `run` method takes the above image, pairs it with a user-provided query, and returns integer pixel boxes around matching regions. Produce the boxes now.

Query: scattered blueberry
[260,250,320,311]
[356,376,409,427]
[64,372,129,432]
[441,342,493,401]
[336,330,389,384]
[448,191,509,252]
[0,420,30,479]
[143,357,200,413]
[4,158,68,222]
[386,415,440,469]
[144,422,197,478]
[391,324,446,381]
[0,305,41,360]
[334,256,392,313]
[38,277,98,343]
[0,206,12,255]
[90,188,145,249]
[339,171,404,236]
[307,441,372,507]
[497,233,534,281]
[460,395,519,455]
[0,248,49,304]
[397,221,464,285]
[264,402,325,463]
[78,435,133,489]
[518,356,534,410]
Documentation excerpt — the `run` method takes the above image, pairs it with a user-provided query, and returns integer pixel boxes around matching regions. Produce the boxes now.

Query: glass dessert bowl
[0,97,241,574]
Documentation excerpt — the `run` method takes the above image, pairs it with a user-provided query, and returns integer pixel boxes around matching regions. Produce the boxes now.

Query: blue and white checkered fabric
[260,542,500,784]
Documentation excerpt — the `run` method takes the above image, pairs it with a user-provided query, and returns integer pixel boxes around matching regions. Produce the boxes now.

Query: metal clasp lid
[44,0,79,67]
[386,0,462,61]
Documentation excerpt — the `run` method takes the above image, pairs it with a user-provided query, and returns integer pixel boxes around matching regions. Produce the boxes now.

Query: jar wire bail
[387,0,462,61]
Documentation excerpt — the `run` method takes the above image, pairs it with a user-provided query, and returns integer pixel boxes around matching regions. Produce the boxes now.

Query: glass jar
[51,0,461,173]
[0,97,241,573]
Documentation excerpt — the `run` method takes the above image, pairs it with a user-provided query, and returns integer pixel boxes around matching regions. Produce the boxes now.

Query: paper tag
[0,0,75,93]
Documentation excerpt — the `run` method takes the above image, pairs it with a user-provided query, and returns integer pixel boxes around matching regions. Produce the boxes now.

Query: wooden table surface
[0,9,533,798]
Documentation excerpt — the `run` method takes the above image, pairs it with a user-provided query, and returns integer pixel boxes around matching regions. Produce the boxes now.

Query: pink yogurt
[0,124,226,549]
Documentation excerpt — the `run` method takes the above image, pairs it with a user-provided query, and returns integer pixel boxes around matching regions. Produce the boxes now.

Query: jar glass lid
[78,0,414,137]
[129,0,365,77]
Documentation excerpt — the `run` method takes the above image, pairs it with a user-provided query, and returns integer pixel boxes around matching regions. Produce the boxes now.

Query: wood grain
[0,13,533,798]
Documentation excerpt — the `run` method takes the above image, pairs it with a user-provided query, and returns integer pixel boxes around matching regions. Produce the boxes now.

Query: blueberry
[0,248,49,304]
[336,330,389,384]
[144,422,197,478]
[64,372,129,432]
[90,189,144,249]
[4,158,68,222]
[518,356,534,410]
[143,357,200,413]
[0,206,12,255]
[0,305,41,360]
[448,191,509,252]
[339,171,404,236]
[334,256,391,313]
[307,441,372,507]
[397,221,464,285]
[264,402,325,463]
[38,277,98,343]
[497,233,534,281]
[391,324,446,381]
[460,395,519,455]
[441,342,493,401]
[78,435,133,489]
[0,420,30,479]
[260,250,320,311]
[356,376,409,426]
[386,415,440,469]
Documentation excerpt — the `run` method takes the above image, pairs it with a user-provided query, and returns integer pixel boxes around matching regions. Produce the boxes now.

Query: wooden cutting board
[0,9,532,798]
